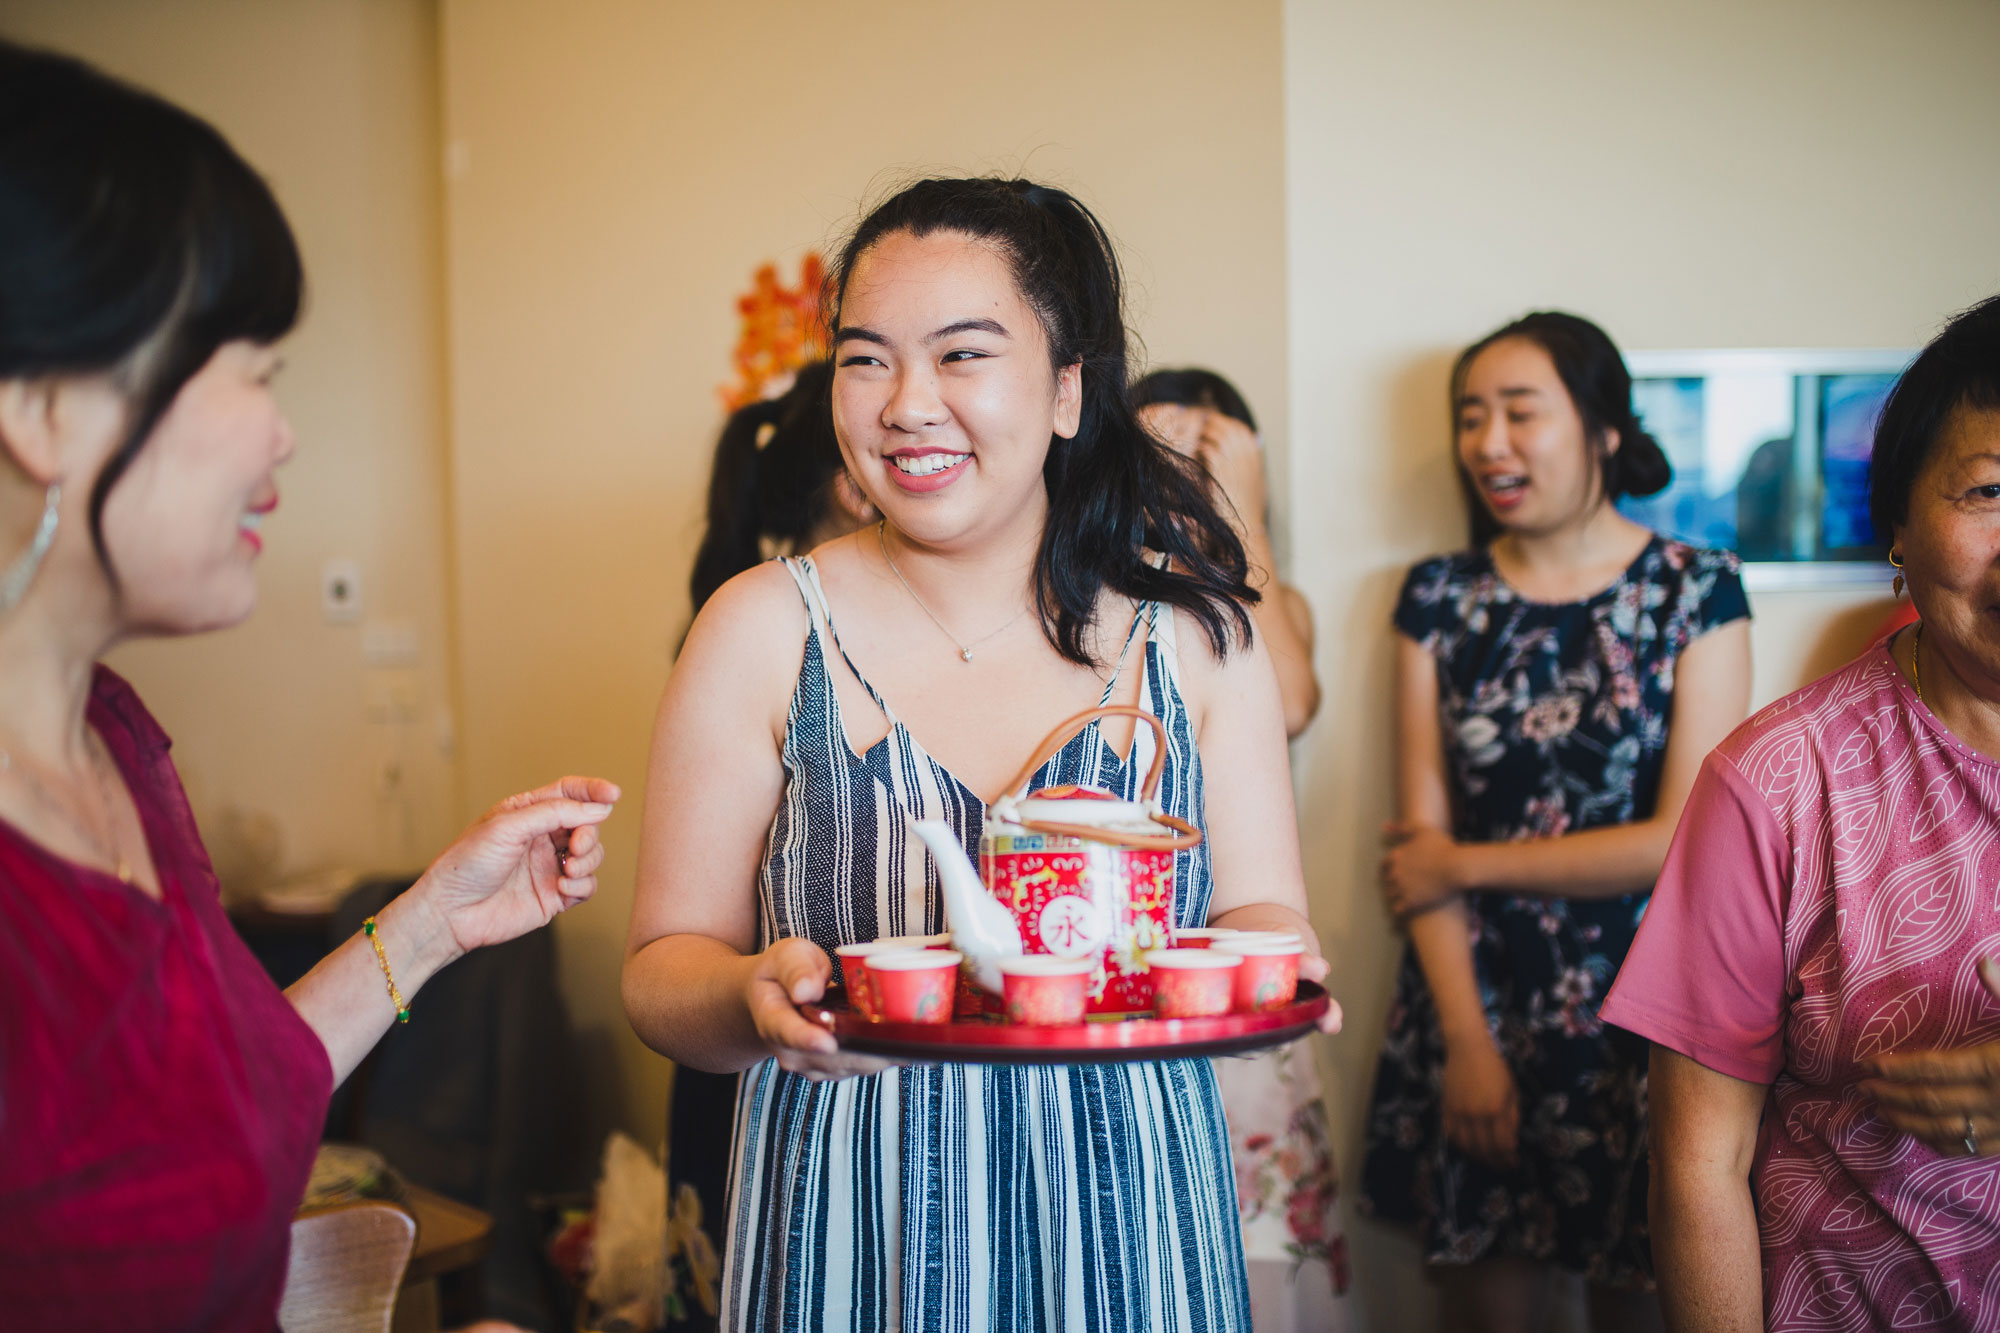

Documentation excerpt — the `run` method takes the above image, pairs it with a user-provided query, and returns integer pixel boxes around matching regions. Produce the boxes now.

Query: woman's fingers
[559,836,606,878]
[748,951,904,1082]
[1867,1042,2000,1085]
[1444,1101,1515,1168]
[1863,1077,1989,1116]
[782,1049,899,1082]
[1474,1109,1520,1170]
[535,775,622,805]
[1861,1045,2000,1154]
[491,799,615,852]
[495,775,623,815]
[768,937,832,1005]
[749,974,836,1056]
[1873,1105,1998,1153]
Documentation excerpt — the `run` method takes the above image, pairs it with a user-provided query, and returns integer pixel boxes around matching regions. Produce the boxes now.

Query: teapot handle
[1000,704,1203,852]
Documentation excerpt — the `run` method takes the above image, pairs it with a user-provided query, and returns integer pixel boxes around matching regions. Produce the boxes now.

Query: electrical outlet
[362,620,419,666]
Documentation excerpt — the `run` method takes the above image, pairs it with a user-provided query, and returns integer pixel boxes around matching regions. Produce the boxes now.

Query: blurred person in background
[1134,365,1347,1324]
[1133,367,1320,737]
[1363,312,1752,1333]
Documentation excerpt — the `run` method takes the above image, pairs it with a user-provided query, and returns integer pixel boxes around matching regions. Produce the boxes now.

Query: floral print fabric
[1359,536,1747,1285]
[1221,1046,1350,1329]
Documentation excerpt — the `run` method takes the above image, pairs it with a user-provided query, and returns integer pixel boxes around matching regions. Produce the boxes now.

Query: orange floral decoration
[719,253,829,411]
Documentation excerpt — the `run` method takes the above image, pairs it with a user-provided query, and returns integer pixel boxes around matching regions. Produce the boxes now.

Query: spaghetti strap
[780,555,894,726]
[1096,601,1152,708]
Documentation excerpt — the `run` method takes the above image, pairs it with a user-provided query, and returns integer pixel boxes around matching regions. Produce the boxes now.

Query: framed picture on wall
[1618,348,1913,589]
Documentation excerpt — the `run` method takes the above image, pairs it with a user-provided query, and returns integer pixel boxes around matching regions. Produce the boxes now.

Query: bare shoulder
[672,561,811,723]
[1159,598,1272,725]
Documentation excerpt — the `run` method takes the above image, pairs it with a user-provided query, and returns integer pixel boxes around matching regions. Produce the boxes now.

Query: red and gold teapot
[910,705,1203,1016]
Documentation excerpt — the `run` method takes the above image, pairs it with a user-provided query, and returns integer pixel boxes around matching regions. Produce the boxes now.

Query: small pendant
[115,860,132,884]
[960,648,974,663]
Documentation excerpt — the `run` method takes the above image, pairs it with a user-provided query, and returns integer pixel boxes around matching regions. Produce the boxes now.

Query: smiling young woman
[623,177,1336,1333]
[1360,312,1752,1333]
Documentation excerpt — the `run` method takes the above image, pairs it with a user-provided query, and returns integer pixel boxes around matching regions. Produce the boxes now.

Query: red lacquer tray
[807,980,1330,1065]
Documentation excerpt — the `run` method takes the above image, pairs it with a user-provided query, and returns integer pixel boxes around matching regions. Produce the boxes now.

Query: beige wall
[438,0,1290,1139]
[0,0,462,892]
[1282,0,2000,1326]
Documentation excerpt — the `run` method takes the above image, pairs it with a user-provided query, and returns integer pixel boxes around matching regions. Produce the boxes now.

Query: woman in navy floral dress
[1360,313,1752,1332]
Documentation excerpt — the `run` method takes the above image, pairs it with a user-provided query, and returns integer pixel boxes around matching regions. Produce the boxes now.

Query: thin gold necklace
[876,522,1028,663]
[0,728,133,883]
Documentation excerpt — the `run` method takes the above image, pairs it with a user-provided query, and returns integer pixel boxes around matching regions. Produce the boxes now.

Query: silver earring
[0,482,61,613]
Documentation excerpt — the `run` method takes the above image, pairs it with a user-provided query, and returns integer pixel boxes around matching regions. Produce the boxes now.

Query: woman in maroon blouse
[0,42,617,1332]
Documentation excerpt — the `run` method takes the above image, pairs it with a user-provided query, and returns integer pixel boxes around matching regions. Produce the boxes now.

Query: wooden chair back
[279,1202,417,1333]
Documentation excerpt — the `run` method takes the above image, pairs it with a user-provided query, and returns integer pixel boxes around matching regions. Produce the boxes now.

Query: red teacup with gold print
[1145,949,1240,1019]
[834,943,889,1019]
[865,950,962,1025]
[1213,937,1303,1012]
[998,956,1094,1027]
[1170,928,1239,950]
[835,937,934,1020]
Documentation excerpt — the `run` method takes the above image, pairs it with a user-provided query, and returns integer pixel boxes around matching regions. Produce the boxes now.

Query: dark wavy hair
[1450,311,1671,547]
[1868,293,2000,545]
[1130,367,1257,432]
[689,360,843,613]
[0,41,303,582]
[828,178,1255,667]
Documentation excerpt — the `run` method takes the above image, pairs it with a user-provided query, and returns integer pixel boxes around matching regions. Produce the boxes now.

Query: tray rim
[807,980,1330,1065]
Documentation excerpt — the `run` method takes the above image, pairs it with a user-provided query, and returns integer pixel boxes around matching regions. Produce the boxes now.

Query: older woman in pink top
[1602,293,2000,1331]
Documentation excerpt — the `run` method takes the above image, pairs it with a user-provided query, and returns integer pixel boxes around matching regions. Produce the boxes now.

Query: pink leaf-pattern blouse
[1604,643,2000,1332]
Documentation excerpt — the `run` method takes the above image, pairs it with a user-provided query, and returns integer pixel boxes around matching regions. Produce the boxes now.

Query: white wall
[0,0,462,894]
[1282,0,2000,1326]
[437,0,1291,1141]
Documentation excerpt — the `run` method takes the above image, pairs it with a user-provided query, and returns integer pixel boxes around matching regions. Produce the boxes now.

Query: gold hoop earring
[1889,548,1906,598]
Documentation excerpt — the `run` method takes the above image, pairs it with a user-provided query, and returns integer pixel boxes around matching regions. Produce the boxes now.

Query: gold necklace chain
[875,522,1028,663]
[1913,620,1925,703]
[0,728,133,883]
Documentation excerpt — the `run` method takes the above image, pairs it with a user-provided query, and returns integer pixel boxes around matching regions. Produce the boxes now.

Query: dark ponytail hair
[829,178,1255,667]
[0,41,304,580]
[1450,311,1670,547]
[1130,367,1258,432]
[688,360,843,612]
